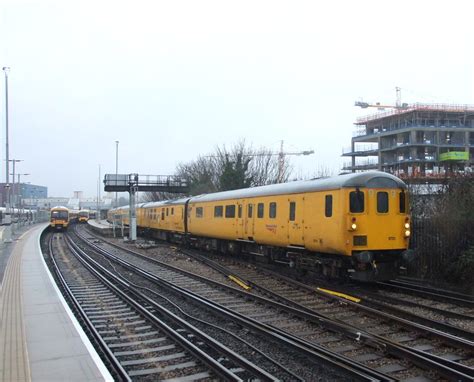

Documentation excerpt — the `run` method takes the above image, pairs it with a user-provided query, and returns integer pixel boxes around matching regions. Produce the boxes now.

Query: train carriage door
[288,198,304,246]
[244,202,255,239]
[236,200,244,238]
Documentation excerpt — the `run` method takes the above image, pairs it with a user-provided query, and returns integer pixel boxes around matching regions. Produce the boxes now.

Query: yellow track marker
[228,275,251,291]
[317,287,361,303]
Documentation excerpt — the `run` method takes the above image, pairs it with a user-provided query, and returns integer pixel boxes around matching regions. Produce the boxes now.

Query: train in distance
[50,206,70,230]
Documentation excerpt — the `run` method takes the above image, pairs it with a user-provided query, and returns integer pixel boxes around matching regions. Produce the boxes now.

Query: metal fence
[408,217,472,281]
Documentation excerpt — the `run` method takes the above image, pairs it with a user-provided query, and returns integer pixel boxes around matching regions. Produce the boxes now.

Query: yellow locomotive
[108,171,412,281]
[50,206,70,230]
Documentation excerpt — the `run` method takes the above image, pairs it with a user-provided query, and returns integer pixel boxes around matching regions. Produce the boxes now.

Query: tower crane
[355,87,409,110]
[275,140,314,183]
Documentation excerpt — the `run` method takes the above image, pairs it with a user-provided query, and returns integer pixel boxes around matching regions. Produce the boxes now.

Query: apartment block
[343,103,474,179]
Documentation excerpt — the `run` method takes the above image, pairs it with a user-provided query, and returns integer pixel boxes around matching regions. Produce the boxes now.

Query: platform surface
[0,224,112,381]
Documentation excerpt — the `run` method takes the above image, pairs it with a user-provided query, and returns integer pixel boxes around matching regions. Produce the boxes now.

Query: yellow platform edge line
[228,275,251,291]
[317,287,361,303]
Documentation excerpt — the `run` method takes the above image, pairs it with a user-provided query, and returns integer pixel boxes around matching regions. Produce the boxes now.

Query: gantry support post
[128,174,138,242]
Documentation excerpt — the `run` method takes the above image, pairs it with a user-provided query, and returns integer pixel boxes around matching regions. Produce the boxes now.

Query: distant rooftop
[356,102,474,125]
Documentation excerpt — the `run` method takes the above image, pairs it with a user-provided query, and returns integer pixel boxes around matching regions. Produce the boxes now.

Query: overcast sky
[1,0,473,197]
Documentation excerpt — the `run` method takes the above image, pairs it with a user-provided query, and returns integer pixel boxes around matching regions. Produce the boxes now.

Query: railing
[353,123,473,138]
[342,159,378,170]
[356,102,474,125]
[342,144,378,155]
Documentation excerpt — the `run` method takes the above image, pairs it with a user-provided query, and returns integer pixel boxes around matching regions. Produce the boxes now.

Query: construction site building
[342,103,474,181]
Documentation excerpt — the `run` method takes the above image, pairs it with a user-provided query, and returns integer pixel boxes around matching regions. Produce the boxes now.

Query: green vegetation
[409,175,474,290]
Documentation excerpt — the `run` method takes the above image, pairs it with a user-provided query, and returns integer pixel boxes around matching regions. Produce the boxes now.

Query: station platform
[0,223,112,381]
[87,219,127,237]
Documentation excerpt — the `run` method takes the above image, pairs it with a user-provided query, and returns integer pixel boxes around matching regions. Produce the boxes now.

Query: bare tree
[143,140,292,201]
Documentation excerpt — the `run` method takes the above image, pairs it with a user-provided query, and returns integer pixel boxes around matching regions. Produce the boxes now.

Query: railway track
[185,252,474,367]
[75,226,474,381]
[181,246,474,339]
[377,279,474,309]
[45,231,278,381]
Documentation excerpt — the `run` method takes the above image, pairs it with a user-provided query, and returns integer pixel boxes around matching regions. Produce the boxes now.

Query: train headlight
[404,222,410,229]
[405,230,411,237]
[351,223,357,230]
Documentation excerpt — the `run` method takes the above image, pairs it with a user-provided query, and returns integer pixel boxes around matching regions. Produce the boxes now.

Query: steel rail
[350,292,474,338]
[378,280,474,307]
[168,249,474,380]
[65,234,278,382]
[47,233,131,382]
[74,229,390,381]
[76,230,472,380]
[79,227,474,380]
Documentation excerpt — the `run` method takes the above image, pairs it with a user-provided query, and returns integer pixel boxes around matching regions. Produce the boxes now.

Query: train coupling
[401,249,416,263]
[354,251,373,264]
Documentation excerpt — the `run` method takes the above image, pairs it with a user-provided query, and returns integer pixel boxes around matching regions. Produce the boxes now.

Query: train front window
[377,192,389,213]
[52,211,68,220]
[349,190,364,213]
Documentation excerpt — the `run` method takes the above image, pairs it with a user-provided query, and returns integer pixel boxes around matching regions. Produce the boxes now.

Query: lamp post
[115,140,119,207]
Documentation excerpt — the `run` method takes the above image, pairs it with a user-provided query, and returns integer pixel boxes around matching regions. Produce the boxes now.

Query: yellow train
[50,206,70,230]
[108,172,413,281]
[78,210,90,223]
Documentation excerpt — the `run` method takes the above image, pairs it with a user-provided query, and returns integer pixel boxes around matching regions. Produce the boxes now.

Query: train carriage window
[238,204,242,218]
[225,205,236,218]
[161,210,165,220]
[257,203,264,218]
[171,208,174,215]
[248,204,253,218]
[196,207,203,218]
[166,208,169,216]
[399,191,406,213]
[377,192,389,213]
[325,195,333,217]
[289,202,296,221]
[349,190,365,213]
[214,206,223,217]
[269,202,277,218]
